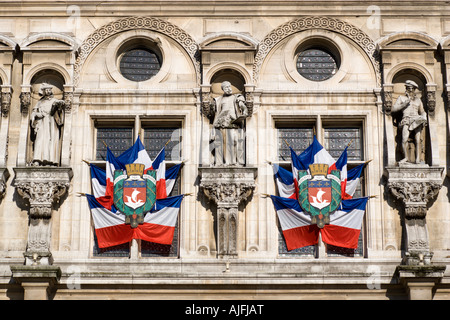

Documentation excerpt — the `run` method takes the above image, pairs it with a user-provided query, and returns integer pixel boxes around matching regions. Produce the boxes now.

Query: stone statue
[210,81,249,166]
[391,80,427,164]
[30,83,65,166]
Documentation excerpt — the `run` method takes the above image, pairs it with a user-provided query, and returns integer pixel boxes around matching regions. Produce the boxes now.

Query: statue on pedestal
[209,81,249,167]
[391,80,427,165]
[30,83,65,166]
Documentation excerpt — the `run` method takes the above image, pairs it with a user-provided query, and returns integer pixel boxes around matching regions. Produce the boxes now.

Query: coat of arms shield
[298,163,341,228]
[113,163,157,228]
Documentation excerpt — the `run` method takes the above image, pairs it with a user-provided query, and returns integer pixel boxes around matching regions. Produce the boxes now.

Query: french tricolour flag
[272,164,296,199]
[271,195,369,251]
[321,197,369,249]
[345,163,364,199]
[329,146,348,199]
[97,148,125,211]
[149,147,166,199]
[87,193,183,248]
[271,195,320,250]
[165,163,181,196]
[118,137,152,170]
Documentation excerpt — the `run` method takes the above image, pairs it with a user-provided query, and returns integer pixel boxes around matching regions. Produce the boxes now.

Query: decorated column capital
[385,166,443,219]
[199,167,256,207]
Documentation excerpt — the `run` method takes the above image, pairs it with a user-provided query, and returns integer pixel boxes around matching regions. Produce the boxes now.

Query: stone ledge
[10,265,61,285]
[396,264,446,280]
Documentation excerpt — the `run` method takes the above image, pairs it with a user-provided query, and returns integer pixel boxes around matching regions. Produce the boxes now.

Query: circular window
[119,47,161,82]
[296,48,338,81]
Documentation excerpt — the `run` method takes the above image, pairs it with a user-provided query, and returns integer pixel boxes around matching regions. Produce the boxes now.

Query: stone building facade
[0,1,449,300]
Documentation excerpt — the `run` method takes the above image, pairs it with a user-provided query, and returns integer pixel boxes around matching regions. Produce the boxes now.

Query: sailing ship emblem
[298,163,342,228]
[113,163,156,228]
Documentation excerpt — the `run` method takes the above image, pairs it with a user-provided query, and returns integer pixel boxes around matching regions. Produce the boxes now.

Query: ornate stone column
[199,167,256,258]
[386,165,442,265]
[385,165,446,299]
[13,167,72,266]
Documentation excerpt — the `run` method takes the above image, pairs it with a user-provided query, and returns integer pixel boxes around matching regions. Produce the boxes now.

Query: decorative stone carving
[199,167,256,258]
[382,84,393,115]
[14,167,72,265]
[74,16,200,86]
[426,87,436,116]
[385,165,443,265]
[1,90,11,117]
[253,16,380,85]
[20,91,31,115]
[63,91,73,113]
[0,167,9,200]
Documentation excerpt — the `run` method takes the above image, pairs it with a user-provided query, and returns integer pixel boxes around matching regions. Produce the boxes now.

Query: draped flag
[271,195,320,250]
[345,163,365,198]
[321,197,368,249]
[330,146,348,199]
[271,136,370,251]
[165,163,181,196]
[87,194,183,248]
[85,136,183,248]
[272,164,296,199]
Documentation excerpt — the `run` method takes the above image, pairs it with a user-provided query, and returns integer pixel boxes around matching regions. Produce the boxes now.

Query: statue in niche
[391,80,427,165]
[30,83,65,166]
[209,81,249,166]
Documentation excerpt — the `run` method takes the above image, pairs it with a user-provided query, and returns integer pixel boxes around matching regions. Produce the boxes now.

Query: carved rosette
[14,167,72,265]
[199,167,256,258]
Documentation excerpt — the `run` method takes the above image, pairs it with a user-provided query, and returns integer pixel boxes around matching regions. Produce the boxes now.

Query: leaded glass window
[297,48,338,81]
[277,127,314,161]
[324,127,363,161]
[119,48,161,82]
[143,127,181,161]
[96,127,134,160]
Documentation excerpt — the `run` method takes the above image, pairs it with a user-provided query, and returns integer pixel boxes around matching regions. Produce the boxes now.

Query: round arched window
[296,48,338,81]
[119,47,161,82]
